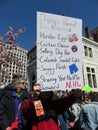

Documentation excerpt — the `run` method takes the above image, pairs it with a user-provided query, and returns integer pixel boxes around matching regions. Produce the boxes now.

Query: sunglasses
[19,82,27,85]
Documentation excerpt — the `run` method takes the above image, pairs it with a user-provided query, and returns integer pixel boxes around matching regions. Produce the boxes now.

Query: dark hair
[91,92,98,102]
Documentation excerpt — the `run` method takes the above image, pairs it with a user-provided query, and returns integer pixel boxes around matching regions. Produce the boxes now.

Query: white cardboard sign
[37,12,83,91]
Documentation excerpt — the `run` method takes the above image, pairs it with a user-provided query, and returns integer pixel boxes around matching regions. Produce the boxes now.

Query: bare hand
[5,126,11,130]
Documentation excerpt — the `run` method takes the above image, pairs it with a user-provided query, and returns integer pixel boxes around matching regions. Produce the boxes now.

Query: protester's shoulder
[3,83,12,90]
[0,84,14,99]
[2,84,12,93]
[0,91,12,104]
[81,102,94,111]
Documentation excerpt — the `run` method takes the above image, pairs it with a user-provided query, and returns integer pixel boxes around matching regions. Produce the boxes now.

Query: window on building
[87,67,90,72]
[84,46,93,58]
[86,67,97,88]
[87,74,92,87]
[92,74,97,88]
[91,68,95,73]
[89,48,93,57]
[84,46,88,56]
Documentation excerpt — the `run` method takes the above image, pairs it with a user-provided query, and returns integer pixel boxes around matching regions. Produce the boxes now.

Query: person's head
[81,91,91,103]
[11,74,26,92]
[91,92,98,102]
[32,82,41,99]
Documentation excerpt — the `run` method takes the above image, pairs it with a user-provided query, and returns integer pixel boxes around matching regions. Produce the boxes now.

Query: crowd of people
[0,73,98,130]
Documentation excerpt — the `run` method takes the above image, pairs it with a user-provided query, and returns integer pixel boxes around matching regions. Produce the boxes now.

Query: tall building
[0,41,28,87]
[0,27,27,88]
[27,27,98,92]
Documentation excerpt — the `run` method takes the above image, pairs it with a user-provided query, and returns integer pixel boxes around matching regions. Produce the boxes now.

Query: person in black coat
[0,74,30,130]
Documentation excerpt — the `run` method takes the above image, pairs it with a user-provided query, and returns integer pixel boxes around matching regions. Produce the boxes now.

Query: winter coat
[78,102,98,130]
[22,93,76,130]
[0,86,30,130]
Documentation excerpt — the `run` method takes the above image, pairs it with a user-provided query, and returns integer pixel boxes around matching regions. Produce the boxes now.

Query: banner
[37,12,82,91]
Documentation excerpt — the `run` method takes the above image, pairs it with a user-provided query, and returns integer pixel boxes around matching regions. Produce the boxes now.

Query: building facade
[0,41,28,87]
[83,37,98,92]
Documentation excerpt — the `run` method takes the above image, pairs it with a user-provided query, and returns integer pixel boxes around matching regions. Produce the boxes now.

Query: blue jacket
[58,111,69,130]
[79,102,98,130]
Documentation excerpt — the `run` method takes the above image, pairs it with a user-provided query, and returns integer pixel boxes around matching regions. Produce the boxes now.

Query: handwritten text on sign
[37,12,82,91]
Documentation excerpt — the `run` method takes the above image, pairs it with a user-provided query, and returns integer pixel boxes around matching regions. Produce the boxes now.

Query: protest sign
[37,12,82,91]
